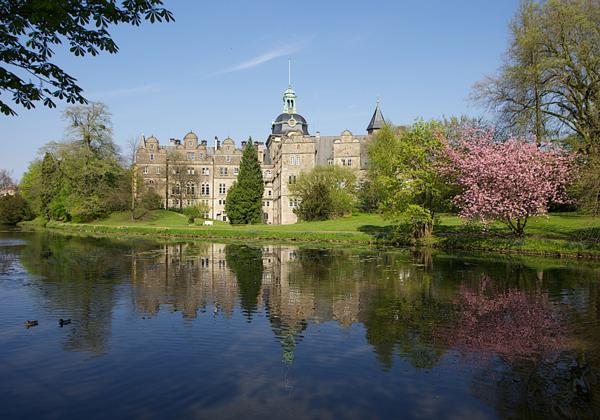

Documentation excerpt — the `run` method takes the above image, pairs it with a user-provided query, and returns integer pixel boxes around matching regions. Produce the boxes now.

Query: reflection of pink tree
[451,278,564,362]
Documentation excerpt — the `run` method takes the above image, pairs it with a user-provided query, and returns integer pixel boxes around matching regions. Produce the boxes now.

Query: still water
[1,230,599,419]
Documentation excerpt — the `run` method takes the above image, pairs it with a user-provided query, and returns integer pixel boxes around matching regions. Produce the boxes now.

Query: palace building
[135,84,385,224]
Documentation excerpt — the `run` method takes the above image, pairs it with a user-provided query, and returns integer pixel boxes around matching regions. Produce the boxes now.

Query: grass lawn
[25,210,600,258]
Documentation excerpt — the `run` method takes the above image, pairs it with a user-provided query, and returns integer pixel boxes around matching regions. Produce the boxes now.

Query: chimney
[215,136,220,150]
[315,131,321,139]
[201,140,207,146]
[241,140,247,148]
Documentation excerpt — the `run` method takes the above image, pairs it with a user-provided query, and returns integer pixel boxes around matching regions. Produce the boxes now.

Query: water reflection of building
[130,244,366,328]
[130,243,459,368]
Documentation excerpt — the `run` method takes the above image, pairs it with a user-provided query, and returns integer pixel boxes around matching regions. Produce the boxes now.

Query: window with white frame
[219,183,226,194]
[202,167,209,175]
[290,155,300,165]
[187,152,195,160]
[201,183,210,196]
[267,190,272,196]
[225,155,231,163]
[155,166,160,175]
[219,167,228,176]
[347,158,352,166]
[143,166,148,174]
[233,167,239,175]
[289,198,298,208]
[288,175,296,185]
[187,167,195,175]
[150,153,155,161]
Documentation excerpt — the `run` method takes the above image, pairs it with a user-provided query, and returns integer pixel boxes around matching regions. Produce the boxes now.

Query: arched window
[186,181,195,195]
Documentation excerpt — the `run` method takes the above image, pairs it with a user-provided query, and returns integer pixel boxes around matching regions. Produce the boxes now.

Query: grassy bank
[20,210,600,258]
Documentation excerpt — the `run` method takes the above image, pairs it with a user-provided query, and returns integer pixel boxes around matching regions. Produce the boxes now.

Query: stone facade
[135,85,384,224]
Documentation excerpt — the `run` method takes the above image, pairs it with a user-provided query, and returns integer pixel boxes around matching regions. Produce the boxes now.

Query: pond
[1,230,599,419]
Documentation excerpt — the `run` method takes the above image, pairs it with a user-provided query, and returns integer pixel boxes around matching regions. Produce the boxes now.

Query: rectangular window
[268,190,272,196]
[347,158,352,166]
[187,152,195,160]
[289,198,298,208]
[155,166,160,175]
[219,167,228,176]
[233,167,239,175]
[341,159,346,166]
[288,175,296,185]
[150,144,155,150]
[327,159,333,165]
[290,155,300,165]
[219,183,226,194]
[187,167,195,175]
[225,155,231,163]
[150,153,155,161]
[143,166,148,174]
[202,167,209,175]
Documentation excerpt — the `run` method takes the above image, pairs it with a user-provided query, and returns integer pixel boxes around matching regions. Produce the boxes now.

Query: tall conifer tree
[225,138,264,224]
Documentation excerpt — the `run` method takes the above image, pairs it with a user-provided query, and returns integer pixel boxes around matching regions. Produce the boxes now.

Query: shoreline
[19,219,600,261]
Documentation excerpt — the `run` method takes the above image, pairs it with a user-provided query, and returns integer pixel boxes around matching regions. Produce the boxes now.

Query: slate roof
[367,102,385,132]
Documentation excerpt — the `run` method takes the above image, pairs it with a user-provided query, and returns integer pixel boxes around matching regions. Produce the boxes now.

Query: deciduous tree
[0,0,173,116]
[442,128,573,235]
[289,165,356,221]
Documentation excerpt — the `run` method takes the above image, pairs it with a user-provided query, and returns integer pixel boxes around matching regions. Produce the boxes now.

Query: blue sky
[1,0,519,178]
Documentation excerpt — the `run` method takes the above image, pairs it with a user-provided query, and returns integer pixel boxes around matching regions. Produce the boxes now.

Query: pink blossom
[440,128,573,234]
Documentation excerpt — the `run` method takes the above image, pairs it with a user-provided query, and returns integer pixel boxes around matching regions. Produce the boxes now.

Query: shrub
[0,194,33,225]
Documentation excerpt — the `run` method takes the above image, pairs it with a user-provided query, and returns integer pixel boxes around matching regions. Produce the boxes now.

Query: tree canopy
[0,0,173,116]
[473,0,600,152]
[20,102,129,222]
[289,165,356,221]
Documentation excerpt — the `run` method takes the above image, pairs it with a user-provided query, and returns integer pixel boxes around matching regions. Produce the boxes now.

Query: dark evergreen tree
[225,138,264,224]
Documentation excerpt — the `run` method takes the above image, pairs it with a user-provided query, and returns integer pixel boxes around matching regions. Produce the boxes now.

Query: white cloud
[212,40,310,76]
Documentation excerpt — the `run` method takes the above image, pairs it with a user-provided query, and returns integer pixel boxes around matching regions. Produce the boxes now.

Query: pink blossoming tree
[441,128,572,235]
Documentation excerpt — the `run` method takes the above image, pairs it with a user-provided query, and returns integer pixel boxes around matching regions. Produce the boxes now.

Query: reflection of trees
[451,277,564,362]
[362,273,453,370]
[225,244,263,320]
[20,232,142,354]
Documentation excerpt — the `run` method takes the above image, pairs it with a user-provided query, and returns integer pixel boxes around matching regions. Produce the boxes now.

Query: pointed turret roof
[367,101,385,133]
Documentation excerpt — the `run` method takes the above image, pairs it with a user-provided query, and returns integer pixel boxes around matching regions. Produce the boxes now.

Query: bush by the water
[0,194,33,225]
